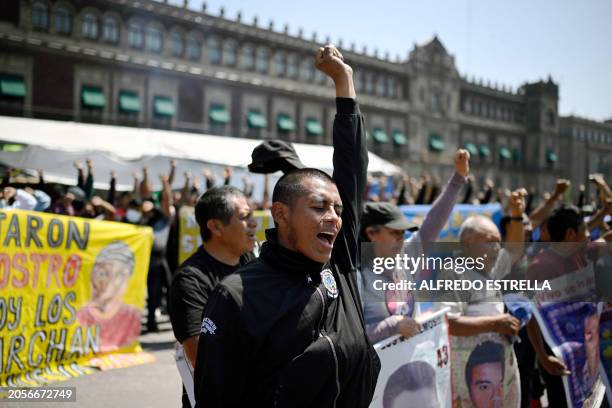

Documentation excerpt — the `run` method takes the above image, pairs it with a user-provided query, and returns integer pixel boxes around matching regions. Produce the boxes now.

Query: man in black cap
[359,149,470,343]
[194,44,380,407]
[248,139,305,174]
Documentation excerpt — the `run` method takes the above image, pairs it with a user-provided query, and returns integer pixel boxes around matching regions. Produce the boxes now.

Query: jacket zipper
[315,287,340,408]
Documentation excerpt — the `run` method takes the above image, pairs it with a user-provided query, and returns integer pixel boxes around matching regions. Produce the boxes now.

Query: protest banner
[401,204,503,241]
[532,263,606,408]
[178,207,272,263]
[370,309,452,408]
[0,209,153,387]
[600,303,612,406]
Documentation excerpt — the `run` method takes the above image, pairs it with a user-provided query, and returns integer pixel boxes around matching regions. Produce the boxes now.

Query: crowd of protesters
[1,44,612,408]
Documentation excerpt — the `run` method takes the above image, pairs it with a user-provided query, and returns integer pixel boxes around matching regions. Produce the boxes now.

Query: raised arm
[418,149,468,243]
[315,45,367,270]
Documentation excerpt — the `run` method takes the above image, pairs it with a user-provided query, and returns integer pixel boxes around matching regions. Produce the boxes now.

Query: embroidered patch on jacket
[321,268,339,299]
[201,317,217,335]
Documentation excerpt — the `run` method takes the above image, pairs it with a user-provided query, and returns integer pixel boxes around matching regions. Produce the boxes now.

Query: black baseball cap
[248,140,306,174]
[361,202,417,231]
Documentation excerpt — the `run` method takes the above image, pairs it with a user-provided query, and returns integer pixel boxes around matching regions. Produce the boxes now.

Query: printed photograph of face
[77,241,142,353]
[383,361,440,408]
[584,311,600,384]
[465,341,505,408]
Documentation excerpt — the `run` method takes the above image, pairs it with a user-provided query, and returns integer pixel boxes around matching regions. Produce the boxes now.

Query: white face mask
[126,209,142,224]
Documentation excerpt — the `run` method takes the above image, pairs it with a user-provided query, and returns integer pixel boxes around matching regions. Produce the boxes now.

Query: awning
[429,134,444,151]
[0,75,26,98]
[247,110,267,129]
[81,86,105,108]
[305,118,323,136]
[392,131,407,146]
[464,142,478,156]
[479,144,491,157]
[277,114,296,132]
[209,104,230,124]
[546,150,558,163]
[154,96,175,117]
[499,147,512,160]
[372,128,389,144]
[119,91,141,113]
[512,148,522,162]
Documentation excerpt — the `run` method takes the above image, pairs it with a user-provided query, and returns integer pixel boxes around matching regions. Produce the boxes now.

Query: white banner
[370,308,452,408]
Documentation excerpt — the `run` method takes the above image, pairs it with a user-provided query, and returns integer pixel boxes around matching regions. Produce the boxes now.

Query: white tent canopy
[0,115,402,174]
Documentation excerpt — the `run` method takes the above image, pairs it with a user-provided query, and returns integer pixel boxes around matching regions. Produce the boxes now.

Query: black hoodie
[193,98,380,407]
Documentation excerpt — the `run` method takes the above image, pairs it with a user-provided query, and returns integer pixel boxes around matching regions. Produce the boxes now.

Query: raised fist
[454,149,470,178]
[314,44,352,80]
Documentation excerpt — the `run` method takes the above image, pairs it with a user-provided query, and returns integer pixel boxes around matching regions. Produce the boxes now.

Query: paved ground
[7,316,183,408]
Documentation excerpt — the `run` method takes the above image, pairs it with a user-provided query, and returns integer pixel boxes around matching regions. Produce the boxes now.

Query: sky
[175,0,612,122]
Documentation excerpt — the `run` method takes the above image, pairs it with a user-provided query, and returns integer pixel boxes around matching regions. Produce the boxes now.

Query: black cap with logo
[248,140,306,174]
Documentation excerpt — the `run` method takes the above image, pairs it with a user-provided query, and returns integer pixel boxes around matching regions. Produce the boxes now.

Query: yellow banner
[0,209,153,386]
[178,207,272,264]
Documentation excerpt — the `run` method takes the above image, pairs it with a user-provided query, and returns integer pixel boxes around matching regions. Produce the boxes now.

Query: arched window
[300,58,314,82]
[128,21,144,49]
[240,44,254,69]
[82,12,98,39]
[54,6,71,34]
[146,27,162,53]
[255,47,269,73]
[186,35,201,60]
[207,36,221,65]
[171,31,183,57]
[273,52,285,76]
[32,2,49,30]
[222,39,237,66]
[102,16,119,43]
[286,54,298,78]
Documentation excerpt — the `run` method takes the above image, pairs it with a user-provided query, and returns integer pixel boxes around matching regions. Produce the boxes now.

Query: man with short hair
[193,44,380,407]
[169,185,257,408]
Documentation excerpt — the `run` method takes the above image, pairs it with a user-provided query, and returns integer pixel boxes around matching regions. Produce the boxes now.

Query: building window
[547,109,555,126]
[128,22,144,49]
[376,76,386,96]
[240,44,254,69]
[387,77,397,98]
[300,58,314,82]
[222,39,237,66]
[286,54,298,78]
[365,73,374,94]
[146,27,162,53]
[82,12,98,39]
[54,6,71,34]
[32,2,49,30]
[102,16,119,43]
[255,47,269,73]
[171,31,183,57]
[354,71,364,91]
[207,37,221,65]
[463,98,472,113]
[186,35,201,60]
[273,52,285,76]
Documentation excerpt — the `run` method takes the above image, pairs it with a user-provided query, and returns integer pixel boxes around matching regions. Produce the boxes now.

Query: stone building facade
[0,0,610,191]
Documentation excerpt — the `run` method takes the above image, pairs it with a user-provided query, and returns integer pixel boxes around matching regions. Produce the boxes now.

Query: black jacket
[194,98,381,407]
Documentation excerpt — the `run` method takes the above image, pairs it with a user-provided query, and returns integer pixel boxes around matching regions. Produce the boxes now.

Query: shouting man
[193,44,381,407]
